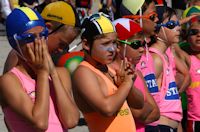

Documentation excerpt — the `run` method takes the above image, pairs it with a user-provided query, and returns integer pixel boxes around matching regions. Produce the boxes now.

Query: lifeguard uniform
[186,56,200,132]
[149,48,182,129]
[3,68,65,132]
[80,61,136,132]
[5,7,65,132]
[136,49,160,130]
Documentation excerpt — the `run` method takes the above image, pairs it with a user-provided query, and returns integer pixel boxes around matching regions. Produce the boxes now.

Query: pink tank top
[136,50,160,126]
[3,67,65,132]
[149,48,182,122]
[136,53,159,95]
[187,56,200,121]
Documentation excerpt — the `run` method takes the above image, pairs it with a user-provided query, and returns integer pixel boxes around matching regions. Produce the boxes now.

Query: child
[186,19,200,132]
[72,12,143,132]
[111,18,160,132]
[0,7,79,131]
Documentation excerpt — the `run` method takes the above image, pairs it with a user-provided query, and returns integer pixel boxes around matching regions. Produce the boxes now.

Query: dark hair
[156,6,177,24]
[136,0,163,15]
[81,17,105,54]
[136,0,167,15]
[81,17,98,44]
[141,0,155,13]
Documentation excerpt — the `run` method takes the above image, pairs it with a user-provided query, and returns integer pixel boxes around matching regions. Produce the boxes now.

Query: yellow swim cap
[41,1,80,27]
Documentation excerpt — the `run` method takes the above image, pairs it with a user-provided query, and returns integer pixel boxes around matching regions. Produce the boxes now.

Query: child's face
[48,25,81,55]
[90,32,118,65]
[119,33,145,65]
[15,26,47,62]
[142,2,158,36]
[188,22,200,51]
[158,15,181,45]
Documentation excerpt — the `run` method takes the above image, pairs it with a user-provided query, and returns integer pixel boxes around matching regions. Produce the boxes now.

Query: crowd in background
[0,0,197,23]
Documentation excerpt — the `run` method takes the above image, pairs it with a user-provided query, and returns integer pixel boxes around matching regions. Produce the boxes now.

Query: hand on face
[45,45,56,74]
[26,37,54,74]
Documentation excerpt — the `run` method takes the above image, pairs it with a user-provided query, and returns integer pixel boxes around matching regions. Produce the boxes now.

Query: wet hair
[81,17,100,45]
[136,0,164,15]
[139,0,169,15]
[141,0,155,13]
[156,6,177,24]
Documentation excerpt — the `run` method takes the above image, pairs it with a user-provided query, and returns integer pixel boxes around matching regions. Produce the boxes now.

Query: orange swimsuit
[79,61,136,132]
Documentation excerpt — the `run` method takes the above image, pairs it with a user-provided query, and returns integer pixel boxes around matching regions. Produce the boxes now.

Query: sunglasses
[118,39,145,49]
[188,29,200,36]
[14,28,48,44]
[123,12,158,22]
[156,20,180,31]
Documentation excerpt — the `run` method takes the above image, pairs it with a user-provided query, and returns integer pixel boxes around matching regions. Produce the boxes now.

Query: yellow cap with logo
[41,1,80,27]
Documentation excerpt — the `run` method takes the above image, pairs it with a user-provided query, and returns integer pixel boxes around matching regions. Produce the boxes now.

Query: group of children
[0,0,200,132]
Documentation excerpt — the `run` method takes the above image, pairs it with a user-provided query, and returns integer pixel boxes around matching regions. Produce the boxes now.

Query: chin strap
[14,34,28,62]
[144,37,149,61]
[157,36,167,43]
[159,26,168,43]
[139,8,143,28]
[139,8,150,61]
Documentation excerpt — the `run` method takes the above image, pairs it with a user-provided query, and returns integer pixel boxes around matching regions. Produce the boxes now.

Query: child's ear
[82,39,90,51]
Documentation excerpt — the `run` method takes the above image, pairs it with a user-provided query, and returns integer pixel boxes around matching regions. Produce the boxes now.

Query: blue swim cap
[6,7,46,49]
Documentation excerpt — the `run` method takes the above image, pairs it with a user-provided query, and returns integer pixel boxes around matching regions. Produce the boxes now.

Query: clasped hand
[114,58,136,87]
